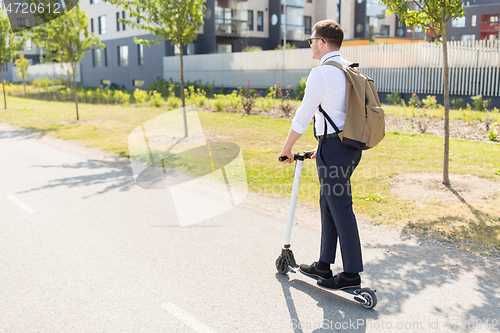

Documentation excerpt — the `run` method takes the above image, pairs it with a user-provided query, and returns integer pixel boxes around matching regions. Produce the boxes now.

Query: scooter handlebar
[279,151,314,162]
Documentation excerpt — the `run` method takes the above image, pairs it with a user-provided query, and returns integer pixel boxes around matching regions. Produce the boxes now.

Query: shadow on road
[275,237,500,332]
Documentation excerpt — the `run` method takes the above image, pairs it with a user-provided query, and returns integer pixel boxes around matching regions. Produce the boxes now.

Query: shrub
[278,82,293,117]
[31,77,55,88]
[294,77,307,100]
[409,93,422,108]
[488,129,498,141]
[242,78,256,115]
[134,89,149,105]
[451,98,463,110]
[213,94,226,112]
[242,46,263,52]
[167,93,181,108]
[386,91,402,105]
[422,95,437,109]
[113,90,130,105]
[471,95,490,111]
[149,91,164,107]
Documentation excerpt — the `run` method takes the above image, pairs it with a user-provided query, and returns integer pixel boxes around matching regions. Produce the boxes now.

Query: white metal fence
[164,40,500,97]
[11,62,81,83]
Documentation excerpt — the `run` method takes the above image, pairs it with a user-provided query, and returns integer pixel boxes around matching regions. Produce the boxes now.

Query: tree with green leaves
[31,6,103,121]
[109,0,206,137]
[0,11,25,109]
[380,0,468,186]
[14,54,30,95]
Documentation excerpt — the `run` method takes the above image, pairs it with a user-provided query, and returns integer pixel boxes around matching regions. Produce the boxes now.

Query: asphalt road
[1,123,499,333]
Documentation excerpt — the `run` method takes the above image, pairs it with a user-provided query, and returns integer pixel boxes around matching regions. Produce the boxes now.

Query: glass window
[304,16,312,34]
[452,16,466,28]
[461,34,475,41]
[104,47,108,67]
[118,45,128,66]
[257,11,264,31]
[337,0,341,24]
[491,15,499,23]
[471,15,476,27]
[138,44,144,65]
[122,11,126,30]
[187,43,195,55]
[25,39,32,51]
[93,49,102,67]
[217,44,232,53]
[98,15,107,34]
[307,0,312,2]
[248,10,254,31]
[90,18,94,33]
[133,80,144,87]
[116,12,120,31]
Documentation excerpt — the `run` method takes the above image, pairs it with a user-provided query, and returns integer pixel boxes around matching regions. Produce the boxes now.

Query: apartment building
[446,0,500,42]
[77,0,398,90]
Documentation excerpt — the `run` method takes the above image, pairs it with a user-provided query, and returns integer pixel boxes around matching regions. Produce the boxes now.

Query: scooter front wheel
[275,255,289,275]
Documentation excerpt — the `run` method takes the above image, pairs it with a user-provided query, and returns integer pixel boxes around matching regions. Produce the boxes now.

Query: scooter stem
[283,159,304,246]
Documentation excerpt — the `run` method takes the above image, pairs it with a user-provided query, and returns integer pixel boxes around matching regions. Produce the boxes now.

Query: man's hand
[278,149,293,164]
[310,147,318,159]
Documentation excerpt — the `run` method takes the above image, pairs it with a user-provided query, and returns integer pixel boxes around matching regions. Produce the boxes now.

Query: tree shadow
[15,161,134,199]
[275,236,500,331]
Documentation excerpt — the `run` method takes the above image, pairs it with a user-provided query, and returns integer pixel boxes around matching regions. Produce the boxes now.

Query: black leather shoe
[299,262,333,280]
[317,272,361,290]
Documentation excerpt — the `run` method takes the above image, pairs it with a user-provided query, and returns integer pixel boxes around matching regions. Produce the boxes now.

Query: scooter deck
[288,266,371,304]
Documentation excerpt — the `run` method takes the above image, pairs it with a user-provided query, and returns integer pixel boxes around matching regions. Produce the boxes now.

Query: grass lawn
[1,95,499,254]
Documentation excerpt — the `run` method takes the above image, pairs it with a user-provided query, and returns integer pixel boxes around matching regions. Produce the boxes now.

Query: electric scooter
[276,151,377,309]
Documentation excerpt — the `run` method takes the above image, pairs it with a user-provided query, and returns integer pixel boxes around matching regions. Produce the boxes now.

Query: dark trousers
[316,136,363,273]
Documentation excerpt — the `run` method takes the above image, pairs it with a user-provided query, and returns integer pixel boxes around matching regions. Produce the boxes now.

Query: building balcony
[282,24,304,41]
[480,22,500,33]
[281,0,304,8]
[215,18,248,37]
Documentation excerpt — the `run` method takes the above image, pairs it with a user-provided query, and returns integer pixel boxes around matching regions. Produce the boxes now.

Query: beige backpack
[319,61,385,150]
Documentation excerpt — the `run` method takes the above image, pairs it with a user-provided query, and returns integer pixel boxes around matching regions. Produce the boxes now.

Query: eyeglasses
[307,37,325,46]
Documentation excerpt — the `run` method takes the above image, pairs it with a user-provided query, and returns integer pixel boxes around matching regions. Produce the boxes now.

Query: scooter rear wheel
[358,288,377,309]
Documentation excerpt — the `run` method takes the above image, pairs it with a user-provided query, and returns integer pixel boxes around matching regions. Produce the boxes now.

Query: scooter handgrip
[279,156,289,162]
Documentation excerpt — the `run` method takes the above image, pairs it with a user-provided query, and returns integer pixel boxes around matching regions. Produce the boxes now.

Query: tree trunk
[23,75,26,95]
[179,44,188,138]
[72,63,79,121]
[1,64,6,109]
[442,25,450,186]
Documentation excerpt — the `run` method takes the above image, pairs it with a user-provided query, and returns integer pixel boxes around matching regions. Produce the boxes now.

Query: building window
[103,47,108,67]
[304,16,312,34]
[122,11,126,30]
[451,16,466,28]
[337,0,341,24]
[380,25,390,36]
[138,44,144,65]
[471,15,476,27]
[3,64,8,72]
[133,80,144,87]
[116,12,120,31]
[93,48,102,67]
[461,34,475,42]
[187,43,195,55]
[98,15,107,34]
[90,0,98,4]
[118,45,128,66]
[491,15,499,23]
[90,18,94,33]
[307,0,312,2]
[217,44,232,53]
[257,11,264,31]
[248,10,254,31]
[25,39,32,51]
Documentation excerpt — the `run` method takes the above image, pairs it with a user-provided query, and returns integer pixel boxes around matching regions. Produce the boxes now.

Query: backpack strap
[318,104,342,146]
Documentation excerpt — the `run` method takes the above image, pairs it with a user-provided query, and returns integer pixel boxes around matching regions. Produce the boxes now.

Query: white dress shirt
[291,51,348,136]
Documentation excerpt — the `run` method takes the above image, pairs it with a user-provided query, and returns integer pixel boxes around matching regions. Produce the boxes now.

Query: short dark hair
[313,20,343,49]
